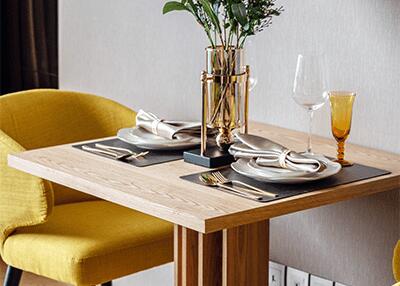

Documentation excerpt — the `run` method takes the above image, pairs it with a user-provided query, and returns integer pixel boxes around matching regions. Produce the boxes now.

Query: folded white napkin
[136,110,202,140]
[229,134,321,173]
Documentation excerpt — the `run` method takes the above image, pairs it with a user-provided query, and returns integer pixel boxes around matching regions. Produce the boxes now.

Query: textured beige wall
[270,190,399,285]
[59,0,400,285]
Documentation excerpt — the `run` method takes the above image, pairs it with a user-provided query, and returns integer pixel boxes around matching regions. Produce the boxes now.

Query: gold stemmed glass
[329,91,356,167]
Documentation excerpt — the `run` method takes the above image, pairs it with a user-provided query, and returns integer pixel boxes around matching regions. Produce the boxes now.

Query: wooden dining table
[8,122,400,286]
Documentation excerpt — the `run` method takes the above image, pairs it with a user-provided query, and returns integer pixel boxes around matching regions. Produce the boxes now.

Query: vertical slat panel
[198,231,223,286]
[222,220,269,286]
[175,221,269,286]
[182,227,199,286]
[174,225,183,286]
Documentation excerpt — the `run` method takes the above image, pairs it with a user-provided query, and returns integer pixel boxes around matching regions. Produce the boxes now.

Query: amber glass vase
[329,91,356,166]
[203,46,248,151]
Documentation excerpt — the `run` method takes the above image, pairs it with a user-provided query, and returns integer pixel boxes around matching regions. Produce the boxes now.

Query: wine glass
[245,39,258,91]
[293,54,329,154]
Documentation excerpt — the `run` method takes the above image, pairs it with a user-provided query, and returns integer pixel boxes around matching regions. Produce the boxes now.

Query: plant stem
[239,35,247,48]
[223,17,227,46]
[206,30,216,48]
[228,29,233,47]
[236,26,240,48]
[186,5,215,48]
[218,31,225,49]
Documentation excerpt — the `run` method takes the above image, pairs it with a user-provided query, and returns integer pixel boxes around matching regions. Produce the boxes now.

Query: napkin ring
[279,149,291,169]
[151,119,164,136]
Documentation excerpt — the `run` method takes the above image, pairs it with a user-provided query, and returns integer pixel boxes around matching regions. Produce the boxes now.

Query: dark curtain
[1,0,58,95]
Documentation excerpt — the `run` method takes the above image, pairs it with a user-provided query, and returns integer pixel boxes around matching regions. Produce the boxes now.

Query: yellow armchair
[0,89,173,286]
[394,240,400,283]
[0,129,53,243]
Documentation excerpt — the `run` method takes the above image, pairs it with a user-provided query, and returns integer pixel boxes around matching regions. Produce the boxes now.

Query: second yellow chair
[394,240,400,285]
[0,89,173,286]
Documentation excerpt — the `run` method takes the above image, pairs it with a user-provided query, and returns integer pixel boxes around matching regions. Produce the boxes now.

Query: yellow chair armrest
[0,130,53,246]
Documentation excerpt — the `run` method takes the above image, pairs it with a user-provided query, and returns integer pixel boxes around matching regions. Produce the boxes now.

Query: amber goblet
[329,91,356,167]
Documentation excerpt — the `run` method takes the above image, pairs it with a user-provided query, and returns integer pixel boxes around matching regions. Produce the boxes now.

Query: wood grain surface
[8,122,400,233]
[198,230,222,286]
[175,225,223,286]
[175,220,268,286]
[222,220,269,286]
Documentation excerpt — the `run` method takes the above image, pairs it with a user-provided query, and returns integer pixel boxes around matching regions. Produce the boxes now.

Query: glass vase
[203,46,249,151]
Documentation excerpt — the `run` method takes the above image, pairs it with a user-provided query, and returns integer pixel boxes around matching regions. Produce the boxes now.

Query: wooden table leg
[174,220,269,286]
[223,220,269,286]
[174,225,183,286]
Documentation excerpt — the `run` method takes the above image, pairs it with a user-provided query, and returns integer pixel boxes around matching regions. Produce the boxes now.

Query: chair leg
[101,282,112,286]
[3,266,22,286]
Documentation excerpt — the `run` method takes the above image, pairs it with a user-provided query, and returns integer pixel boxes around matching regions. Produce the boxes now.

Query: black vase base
[183,147,235,168]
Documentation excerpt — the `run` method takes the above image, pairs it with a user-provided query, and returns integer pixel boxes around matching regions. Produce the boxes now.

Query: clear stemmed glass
[293,54,329,154]
[246,39,258,91]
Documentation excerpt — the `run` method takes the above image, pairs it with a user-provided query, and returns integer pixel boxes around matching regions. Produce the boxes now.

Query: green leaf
[199,0,222,33]
[185,0,200,17]
[163,1,188,14]
[231,3,247,26]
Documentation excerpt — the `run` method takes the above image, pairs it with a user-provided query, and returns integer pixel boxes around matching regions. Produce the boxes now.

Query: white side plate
[117,127,200,150]
[231,154,342,184]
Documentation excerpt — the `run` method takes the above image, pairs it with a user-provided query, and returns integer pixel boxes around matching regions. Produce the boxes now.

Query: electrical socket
[286,267,310,286]
[269,261,285,286]
[310,275,334,286]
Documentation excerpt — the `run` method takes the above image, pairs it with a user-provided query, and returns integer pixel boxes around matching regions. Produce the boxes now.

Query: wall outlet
[310,275,334,286]
[286,267,310,286]
[269,261,286,286]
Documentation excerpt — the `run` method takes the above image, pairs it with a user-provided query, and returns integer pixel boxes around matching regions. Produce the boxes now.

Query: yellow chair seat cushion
[1,201,173,285]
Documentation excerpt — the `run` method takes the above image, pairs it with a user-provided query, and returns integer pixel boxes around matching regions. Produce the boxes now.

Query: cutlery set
[81,141,274,201]
[82,144,149,161]
[199,171,278,201]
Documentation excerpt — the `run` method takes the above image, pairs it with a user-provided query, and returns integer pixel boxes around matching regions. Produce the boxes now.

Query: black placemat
[73,138,184,167]
[181,162,391,203]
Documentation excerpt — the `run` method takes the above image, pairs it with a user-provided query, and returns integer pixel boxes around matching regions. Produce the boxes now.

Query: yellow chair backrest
[0,89,135,242]
[0,89,135,150]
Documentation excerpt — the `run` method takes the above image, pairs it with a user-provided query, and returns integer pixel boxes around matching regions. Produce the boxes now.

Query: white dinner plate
[231,154,342,184]
[117,127,201,150]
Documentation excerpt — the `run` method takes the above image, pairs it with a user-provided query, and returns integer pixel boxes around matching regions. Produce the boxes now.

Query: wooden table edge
[203,174,399,233]
[8,151,399,234]
[8,153,210,232]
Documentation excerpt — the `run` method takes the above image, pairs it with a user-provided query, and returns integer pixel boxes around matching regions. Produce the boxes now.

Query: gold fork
[199,173,263,201]
[211,171,277,198]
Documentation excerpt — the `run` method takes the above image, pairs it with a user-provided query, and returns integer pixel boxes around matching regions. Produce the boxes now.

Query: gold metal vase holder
[183,66,250,168]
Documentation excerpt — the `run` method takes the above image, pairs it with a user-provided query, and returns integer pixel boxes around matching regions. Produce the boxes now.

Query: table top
[8,122,400,233]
